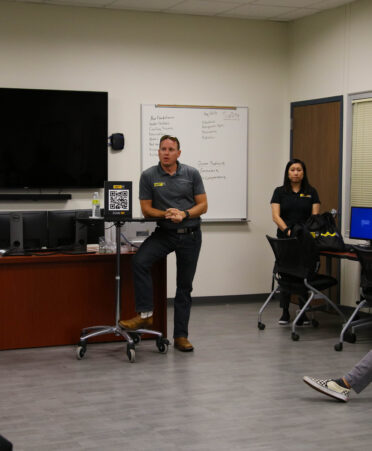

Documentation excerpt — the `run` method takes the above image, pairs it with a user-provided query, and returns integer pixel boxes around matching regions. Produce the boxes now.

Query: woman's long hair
[283,159,311,193]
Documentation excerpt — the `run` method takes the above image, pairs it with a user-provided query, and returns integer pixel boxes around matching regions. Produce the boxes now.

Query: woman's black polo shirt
[270,185,320,230]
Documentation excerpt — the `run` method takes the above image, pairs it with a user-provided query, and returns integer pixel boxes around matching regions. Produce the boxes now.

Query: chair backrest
[354,246,372,292]
[266,234,319,279]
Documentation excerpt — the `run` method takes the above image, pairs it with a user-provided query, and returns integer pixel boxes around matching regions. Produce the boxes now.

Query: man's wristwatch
[183,210,190,220]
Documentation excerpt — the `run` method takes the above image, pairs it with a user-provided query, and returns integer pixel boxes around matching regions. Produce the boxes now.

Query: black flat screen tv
[0,87,108,188]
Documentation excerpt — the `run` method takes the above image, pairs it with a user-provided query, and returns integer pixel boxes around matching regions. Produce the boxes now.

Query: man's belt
[175,226,199,234]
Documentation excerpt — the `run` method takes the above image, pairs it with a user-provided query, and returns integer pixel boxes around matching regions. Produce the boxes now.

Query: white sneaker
[278,310,290,325]
[303,376,350,402]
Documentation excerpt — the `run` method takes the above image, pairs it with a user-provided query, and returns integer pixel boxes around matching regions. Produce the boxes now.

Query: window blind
[351,98,372,207]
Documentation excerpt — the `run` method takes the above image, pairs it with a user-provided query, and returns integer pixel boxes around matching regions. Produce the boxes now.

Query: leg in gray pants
[344,349,372,394]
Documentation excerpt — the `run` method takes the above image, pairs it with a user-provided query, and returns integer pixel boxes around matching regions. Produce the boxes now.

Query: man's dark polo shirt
[139,162,205,230]
[270,185,320,229]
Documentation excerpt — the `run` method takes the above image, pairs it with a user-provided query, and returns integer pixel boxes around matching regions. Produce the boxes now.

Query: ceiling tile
[0,0,357,21]
[252,0,323,6]
[274,7,320,20]
[14,0,47,3]
[166,0,243,16]
[220,3,294,18]
[108,0,181,11]
[46,0,113,7]
[309,0,356,9]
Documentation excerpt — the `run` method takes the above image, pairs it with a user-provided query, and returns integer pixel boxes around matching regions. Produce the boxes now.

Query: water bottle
[92,192,101,218]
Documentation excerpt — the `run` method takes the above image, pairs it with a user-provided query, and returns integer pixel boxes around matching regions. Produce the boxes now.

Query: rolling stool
[76,220,169,362]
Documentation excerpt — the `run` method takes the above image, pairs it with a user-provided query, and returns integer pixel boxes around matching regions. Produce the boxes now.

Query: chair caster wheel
[334,343,343,351]
[76,343,87,360]
[156,337,169,354]
[130,333,141,345]
[258,322,265,330]
[127,344,136,362]
[291,332,299,341]
[312,319,319,328]
[345,332,356,343]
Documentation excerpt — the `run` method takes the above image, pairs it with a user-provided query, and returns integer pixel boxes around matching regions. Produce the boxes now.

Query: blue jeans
[132,227,202,338]
[345,350,372,393]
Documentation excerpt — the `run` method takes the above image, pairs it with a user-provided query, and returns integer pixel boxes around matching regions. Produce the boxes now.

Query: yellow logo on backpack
[310,231,337,238]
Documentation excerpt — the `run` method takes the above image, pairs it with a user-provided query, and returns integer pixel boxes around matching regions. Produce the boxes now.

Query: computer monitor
[78,209,105,245]
[7,211,48,253]
[350,206,372,244]
[23,211,48,249]
[120,221,156,248]
[48,210,76,249]
[0,212,10,249]
[48,209,104,251]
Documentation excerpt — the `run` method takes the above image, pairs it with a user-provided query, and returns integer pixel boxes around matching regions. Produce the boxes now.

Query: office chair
[335,246,372,351]
[258,235,346,341]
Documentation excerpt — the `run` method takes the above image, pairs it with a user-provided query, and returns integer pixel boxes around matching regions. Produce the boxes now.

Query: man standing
[119,135,208,352]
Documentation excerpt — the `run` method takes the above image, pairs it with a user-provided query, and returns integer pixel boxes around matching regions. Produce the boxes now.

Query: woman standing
[270,159,320,325]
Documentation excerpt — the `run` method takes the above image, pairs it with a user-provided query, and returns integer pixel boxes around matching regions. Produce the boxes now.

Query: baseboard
[167,293,270,305]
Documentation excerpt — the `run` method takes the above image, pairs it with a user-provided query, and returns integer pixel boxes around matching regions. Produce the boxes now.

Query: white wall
[289,0,372,306]
[0,2,289,298]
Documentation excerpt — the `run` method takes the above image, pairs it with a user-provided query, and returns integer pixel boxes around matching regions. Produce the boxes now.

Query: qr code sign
[109,189,129,211]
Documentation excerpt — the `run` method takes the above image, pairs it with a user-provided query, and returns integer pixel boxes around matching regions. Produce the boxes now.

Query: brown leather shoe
[119,315,153,330]
[174,337,194,352]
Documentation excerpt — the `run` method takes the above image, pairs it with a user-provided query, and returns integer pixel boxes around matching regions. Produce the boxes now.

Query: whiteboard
[141,104,248,221]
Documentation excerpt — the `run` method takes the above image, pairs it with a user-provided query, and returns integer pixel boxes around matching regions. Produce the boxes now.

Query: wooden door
[291,97,343,302]
[291,98,342,216]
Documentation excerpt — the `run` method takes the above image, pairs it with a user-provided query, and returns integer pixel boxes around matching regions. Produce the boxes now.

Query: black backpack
[304,212,345,252]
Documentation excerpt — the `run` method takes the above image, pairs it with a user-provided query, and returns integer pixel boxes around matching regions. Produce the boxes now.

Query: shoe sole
[174,345,194,352]
[303,376,348,402]
[118,322,138,330]
[118,322,153,330]
[175,347,194,352]
[278,320,290,325]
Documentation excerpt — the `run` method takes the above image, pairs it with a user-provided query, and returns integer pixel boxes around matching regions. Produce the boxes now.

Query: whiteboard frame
[140,104,249,223]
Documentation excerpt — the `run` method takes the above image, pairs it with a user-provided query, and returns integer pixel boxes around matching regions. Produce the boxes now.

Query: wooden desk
[320,250,358,304]
[320,250,358,274]
[0,252,166,350]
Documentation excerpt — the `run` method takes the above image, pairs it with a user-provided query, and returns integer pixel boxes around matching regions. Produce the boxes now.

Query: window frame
[345,91,372,237]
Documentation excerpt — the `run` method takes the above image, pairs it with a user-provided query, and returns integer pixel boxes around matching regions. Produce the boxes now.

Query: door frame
[290,96,344,304]
[290,95,344,225]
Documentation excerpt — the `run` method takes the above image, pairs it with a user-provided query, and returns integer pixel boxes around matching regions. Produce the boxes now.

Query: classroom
[1,0,372,450]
